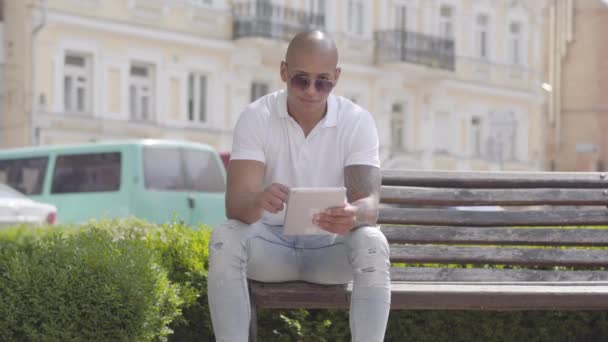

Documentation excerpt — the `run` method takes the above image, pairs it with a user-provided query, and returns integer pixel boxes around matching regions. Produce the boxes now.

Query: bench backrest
[379,170,608,283]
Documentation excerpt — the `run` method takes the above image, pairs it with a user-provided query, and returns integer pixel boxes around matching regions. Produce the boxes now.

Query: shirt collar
[278,90,338,128]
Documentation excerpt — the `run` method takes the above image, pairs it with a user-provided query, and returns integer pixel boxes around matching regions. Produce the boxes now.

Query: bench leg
[249,285,257,342]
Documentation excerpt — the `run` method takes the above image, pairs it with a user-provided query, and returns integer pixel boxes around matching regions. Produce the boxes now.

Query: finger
[323,208,355,217]
[314,215,354,231]
[262,202,280,213]
[267,197,284,211]
[270,185,289,201]
[317,212,355,225]
[272,183,290,196]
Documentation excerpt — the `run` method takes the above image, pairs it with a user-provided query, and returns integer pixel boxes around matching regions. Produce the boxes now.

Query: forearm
[226,190,263,224]
[344,164,381,229]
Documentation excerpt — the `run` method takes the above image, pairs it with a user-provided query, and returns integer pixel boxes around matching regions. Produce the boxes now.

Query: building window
[309,0,326,13]
[394,4,407,31]
[475,13,489,59]
[508,21,523,65]
[188,72,207,123]
[391,103,406,151]
[486,111,517,163]
[439,5,454,39]
[434,111,451,154]
[64,53,92,114]
[347,0,364,35]
[471,116,482,157]
[250,81,269,102]
[129,63,155,122]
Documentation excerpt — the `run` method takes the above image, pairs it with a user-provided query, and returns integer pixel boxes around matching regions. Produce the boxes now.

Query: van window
[144,147,187,190]
[51,152,121,193]
[143,146,225,192]
[0,157,48,195]
[183,149,226,192]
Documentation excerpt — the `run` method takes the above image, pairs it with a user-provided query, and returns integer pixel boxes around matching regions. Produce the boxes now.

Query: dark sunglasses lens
[315,79,334,93]
[291,75,310,90]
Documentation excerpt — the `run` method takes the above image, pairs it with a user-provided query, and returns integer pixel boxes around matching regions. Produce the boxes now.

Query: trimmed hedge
[2,220,608,341]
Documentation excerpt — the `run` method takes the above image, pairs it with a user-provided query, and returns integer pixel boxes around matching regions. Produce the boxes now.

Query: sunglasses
[289,74,335,94]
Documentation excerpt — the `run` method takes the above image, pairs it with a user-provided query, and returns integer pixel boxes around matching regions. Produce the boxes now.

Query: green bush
[3,220,608,341]
[0,221,183,341]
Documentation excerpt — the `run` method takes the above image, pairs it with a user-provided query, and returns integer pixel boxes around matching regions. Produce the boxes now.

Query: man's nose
[304,80,317,95]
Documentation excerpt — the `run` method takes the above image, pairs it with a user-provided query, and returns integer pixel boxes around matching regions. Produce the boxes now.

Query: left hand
[313,203,358,235]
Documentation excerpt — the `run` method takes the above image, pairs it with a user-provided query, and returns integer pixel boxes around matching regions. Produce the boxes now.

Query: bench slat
[390,267,608,282]
[381,226,608,246]
[249,280,608,310]
[390,282,608,310]
[382,169,608,188]
[379,208,608,226]
[249,281,349,309]
[381,186,608,206]
[390,245,608,267]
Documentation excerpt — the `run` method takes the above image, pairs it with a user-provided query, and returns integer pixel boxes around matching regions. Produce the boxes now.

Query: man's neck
[287,102,327,136]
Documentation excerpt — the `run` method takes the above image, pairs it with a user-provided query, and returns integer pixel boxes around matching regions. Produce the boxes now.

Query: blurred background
[0,0,606,172]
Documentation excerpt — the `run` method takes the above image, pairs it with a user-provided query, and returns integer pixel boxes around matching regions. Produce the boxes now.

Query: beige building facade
[545,0,608,171]
[1,0,548,171]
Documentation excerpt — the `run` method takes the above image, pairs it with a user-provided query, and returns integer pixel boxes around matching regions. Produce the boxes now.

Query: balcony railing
[232,2,325,41]
[374,30,455,71]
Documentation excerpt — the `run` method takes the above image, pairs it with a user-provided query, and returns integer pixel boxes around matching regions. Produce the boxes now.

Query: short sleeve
[230,107,267,163]
[345,111,380,167]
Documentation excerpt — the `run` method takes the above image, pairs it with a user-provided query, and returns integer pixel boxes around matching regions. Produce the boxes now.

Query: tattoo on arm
[344,165,381,227]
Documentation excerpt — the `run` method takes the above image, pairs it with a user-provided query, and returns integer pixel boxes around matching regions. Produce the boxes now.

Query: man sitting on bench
[207,30,391,342]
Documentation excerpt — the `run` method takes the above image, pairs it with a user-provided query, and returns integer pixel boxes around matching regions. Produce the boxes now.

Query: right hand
[255,183,289,214]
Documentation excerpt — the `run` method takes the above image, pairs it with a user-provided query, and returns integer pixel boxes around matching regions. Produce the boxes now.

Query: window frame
[250,81,270,102]
[51,152,122,194]
[474,12,491,60]
[438,4,454,39]
[63,52,93,115]
[507,20,524,66]
[129,62,156,122]
[346,0,365,36]
[0,157,49,195]
[187,71,208,124]
[390,102,407,151]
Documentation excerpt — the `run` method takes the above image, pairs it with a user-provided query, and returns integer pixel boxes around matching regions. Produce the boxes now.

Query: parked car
[0,183,57,226]
[0,139,226,226]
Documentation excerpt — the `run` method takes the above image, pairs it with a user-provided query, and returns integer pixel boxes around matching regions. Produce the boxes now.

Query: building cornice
[44,9,235,52]
[441,79,545,104]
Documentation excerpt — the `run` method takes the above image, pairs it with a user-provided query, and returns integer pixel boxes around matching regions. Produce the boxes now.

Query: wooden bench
[248,170,608,339]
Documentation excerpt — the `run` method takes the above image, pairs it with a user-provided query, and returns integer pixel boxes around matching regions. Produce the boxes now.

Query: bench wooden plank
[382,169,608,188]
[381,186,608,206]
[249,281,349,309]
[390,267,608,282]
[381,226,608,246]
[250,280,608,310]
[390,282,608,310]
[378,207,608,226]
[390,245,608,267]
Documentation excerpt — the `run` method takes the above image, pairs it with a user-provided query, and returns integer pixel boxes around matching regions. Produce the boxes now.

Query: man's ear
[280,61,288,82]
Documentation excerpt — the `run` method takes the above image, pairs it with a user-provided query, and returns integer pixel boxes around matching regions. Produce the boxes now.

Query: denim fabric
[208,220,391,342]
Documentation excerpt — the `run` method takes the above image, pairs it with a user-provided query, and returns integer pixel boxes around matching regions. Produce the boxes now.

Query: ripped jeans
[207,219,391,342]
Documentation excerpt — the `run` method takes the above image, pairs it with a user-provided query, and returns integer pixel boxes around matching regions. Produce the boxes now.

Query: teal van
[0,139,227,227]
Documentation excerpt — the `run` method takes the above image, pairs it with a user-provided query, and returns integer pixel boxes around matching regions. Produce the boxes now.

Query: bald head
[285,30,338,66]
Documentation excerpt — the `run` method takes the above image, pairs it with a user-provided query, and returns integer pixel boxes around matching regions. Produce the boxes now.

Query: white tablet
[283,187,347,236]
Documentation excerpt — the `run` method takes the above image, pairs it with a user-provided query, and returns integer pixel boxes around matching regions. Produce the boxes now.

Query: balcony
[374,30,455,71]
[232,2,324,41]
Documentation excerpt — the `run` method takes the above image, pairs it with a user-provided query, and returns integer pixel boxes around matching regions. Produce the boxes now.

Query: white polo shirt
[231,89,380,226]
